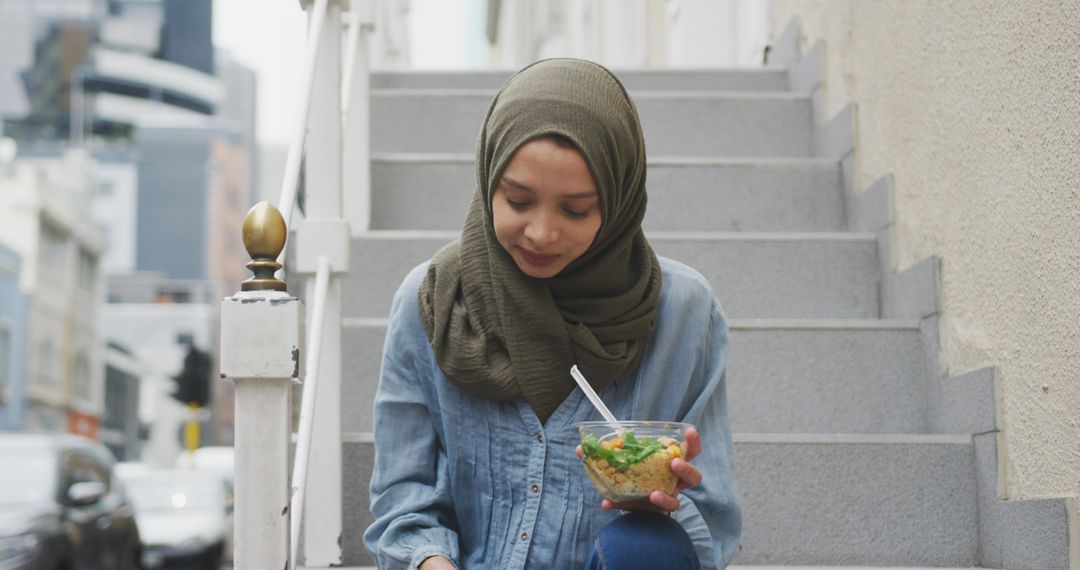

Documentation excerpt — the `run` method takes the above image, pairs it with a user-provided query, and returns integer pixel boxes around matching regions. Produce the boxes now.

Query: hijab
[418,58,662,422]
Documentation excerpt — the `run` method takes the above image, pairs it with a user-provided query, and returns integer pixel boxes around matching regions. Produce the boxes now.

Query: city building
[100,340,142,460]
[0,241,29,431]
[0,0,254,457]
[135,125,250,292]
[0,149,105,435]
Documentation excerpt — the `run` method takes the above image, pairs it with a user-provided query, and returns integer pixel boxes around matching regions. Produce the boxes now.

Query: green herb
[581,431,665,472]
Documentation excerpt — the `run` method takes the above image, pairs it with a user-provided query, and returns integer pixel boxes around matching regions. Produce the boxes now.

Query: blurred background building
[0,0,254,464]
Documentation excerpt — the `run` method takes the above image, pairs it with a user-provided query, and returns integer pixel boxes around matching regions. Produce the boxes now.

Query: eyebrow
[500,176,597,199]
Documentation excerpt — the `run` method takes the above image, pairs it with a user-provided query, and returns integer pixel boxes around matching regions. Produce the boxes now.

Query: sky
[213,0,486,146]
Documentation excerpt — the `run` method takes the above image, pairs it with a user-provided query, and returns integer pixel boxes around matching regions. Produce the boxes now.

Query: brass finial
[241,202,287,292]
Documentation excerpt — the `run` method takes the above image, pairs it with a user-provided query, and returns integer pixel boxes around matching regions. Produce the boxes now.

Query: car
[175,447,234,563]
[117,468,231,570]
[0,432,142,570]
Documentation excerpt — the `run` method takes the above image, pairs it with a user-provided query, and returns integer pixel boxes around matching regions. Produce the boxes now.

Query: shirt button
[520,532,528,541]
[537,434,544,443]
[531,484,539,493]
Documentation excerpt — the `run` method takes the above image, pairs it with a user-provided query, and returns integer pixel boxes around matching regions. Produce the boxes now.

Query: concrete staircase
[318,62,1072,569]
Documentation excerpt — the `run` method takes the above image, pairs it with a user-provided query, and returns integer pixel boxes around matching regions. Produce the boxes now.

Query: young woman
[364,58,740,570]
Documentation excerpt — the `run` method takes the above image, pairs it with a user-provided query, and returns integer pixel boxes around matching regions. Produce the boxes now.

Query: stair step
[344,231,879,320]
[371,155,844,232]
[372,90,814,157]
[341,319,926,434]
[727,567,988,570]
[372,67,792,91]
[303,566,989,570]
[341,434,978,568]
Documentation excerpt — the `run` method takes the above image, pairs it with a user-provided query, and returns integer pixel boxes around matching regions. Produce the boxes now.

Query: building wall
[0,151,105,434]
[489,0,769,68]
[206,137,249,294]
[769,1,1080,501]
[102,342,143,461]
[92,159,138,274]
[0,243,28,430]
[160,0,213,75]
[135,126,211,280]
[0,3,33,117]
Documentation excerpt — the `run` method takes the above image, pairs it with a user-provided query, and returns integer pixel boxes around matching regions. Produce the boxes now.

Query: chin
[514,257,566,279]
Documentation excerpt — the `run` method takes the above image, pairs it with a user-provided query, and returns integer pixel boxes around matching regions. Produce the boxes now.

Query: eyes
[498,179,598,221]
[504,196,593,219]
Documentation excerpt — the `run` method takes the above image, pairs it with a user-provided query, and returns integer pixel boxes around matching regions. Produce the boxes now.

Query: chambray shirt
[364,256,741,569]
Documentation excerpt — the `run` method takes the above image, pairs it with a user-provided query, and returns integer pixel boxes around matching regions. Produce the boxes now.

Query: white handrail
[289,254,331,570]
[342,4,366,107]
[277,0,330,230]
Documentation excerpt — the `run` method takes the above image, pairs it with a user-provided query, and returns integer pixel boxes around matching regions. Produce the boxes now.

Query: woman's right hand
[419,555,456,570]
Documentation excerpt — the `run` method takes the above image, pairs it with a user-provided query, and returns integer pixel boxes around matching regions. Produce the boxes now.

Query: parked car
[117,469,231,570]
[175,447,233,563]
[0,432,142,569]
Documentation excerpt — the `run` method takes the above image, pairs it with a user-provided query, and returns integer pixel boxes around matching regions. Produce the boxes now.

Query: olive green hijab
[418,58,661,422]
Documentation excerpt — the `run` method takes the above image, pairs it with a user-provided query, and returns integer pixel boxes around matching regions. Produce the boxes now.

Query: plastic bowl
[578,420,692,503]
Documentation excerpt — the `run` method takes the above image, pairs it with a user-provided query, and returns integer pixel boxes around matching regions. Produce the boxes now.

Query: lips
[519,248,560,267]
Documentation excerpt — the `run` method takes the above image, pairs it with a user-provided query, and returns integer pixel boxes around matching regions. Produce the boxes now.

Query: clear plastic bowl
[578,420,693,503]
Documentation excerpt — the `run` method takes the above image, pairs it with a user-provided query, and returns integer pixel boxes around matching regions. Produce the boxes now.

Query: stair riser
[345,236,879,319]
[372,70,791,91]
[370,160,844,232]
[342,440,977,567]
[733,441,978,566]
[341,326,925,434]
[372,93,814,156]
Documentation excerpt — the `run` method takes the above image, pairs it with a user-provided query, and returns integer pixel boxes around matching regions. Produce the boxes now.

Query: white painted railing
[222,1,374,569]
[277,0,329,232]
[289,255,330,570]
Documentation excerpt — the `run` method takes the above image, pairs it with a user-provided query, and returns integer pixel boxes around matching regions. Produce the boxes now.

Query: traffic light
[172,344,212,407]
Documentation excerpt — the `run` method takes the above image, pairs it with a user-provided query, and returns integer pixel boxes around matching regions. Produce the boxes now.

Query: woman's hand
[419,555,456,570]
[576,427,703,515]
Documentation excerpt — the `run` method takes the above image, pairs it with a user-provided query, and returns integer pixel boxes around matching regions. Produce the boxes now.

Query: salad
[579,428,686,502]
[581,431,683,471]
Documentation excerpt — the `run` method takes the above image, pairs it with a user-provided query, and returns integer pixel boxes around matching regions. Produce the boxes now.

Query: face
[492,138,602,279]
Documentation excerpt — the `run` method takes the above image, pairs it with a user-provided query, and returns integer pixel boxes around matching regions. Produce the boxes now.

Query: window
[0,325,10,406]
[77,248,96,292]
[63,452,109,494]
[37,339,54,387]
[39,221,68,276]
[74,352,91,401]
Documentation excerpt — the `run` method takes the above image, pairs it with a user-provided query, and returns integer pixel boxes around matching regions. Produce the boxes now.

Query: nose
[523,212,559,247]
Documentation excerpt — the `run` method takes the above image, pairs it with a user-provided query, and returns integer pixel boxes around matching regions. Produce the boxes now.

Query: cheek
[577,218,602,249]
[491,202,517,247]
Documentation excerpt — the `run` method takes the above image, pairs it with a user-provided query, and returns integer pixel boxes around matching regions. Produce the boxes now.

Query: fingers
[602,494,678,514]
[671,458,702,491]
[683,426,702,461]
[648,490,680,512]
[575,445,583,459]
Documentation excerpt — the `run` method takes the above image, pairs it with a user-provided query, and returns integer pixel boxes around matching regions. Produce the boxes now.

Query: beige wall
[769,1,1080,501]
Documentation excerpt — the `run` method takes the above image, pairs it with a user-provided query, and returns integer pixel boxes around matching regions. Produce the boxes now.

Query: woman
[364,58,740,569]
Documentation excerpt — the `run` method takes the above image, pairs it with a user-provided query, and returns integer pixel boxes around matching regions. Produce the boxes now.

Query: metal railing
[221,1,373,568]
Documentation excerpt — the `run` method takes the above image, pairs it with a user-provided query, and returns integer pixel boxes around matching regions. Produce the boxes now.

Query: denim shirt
[364,256,741,569]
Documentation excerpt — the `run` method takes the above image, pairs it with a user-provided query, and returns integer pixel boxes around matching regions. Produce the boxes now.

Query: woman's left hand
[575,426,703,515]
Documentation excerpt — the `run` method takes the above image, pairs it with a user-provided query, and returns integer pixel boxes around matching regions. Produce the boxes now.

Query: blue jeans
[584,512,701,570]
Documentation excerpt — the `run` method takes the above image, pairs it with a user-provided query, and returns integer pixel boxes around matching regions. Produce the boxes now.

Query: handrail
[277,0,330,230]
[289,254,331,570]
[342,4,367,107]
[239,1,370,567]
